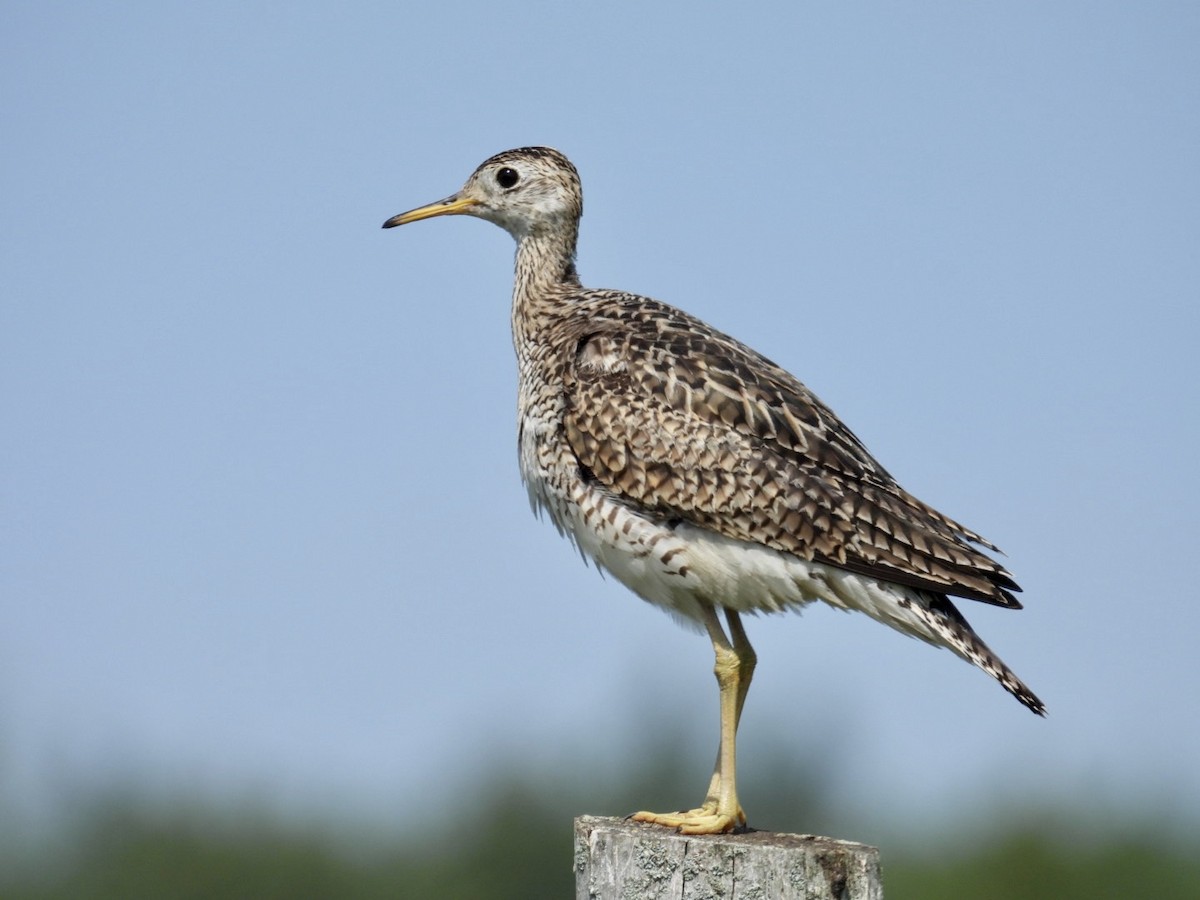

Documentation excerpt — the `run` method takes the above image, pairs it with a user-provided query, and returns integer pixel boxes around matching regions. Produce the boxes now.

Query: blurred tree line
[2,738,1196,898]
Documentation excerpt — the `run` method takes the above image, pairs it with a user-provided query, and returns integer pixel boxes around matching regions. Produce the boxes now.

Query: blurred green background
[4,726,1197,899]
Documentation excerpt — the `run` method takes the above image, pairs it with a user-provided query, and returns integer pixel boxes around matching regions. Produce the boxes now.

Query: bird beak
[382,194,480,229]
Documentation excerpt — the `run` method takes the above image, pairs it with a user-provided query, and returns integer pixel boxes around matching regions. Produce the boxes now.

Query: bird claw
[630,803,746,834]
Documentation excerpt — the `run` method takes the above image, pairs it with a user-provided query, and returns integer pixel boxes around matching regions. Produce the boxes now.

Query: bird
[382,146,1044,835]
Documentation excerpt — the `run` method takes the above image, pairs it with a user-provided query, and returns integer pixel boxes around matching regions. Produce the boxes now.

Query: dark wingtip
[997,587,1024,610]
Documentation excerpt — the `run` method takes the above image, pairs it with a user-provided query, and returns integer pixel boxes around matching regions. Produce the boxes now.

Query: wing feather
[561,296,1021,608]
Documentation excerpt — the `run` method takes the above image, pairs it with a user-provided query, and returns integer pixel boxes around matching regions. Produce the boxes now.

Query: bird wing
[561,296,1021,608]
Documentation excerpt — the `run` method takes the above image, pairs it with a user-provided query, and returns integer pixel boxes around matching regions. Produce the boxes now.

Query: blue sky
[4,3,1198,840]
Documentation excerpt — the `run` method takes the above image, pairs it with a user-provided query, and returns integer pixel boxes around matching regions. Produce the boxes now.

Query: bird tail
[922,594,1046,716]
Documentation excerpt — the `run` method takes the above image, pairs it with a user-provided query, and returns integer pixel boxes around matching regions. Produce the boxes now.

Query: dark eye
[496,167,520,189]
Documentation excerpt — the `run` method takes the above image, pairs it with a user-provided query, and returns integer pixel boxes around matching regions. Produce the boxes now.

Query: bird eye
[496,167,520,189]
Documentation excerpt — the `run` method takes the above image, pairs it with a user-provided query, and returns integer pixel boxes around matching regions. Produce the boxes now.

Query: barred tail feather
[923,595,1046,715]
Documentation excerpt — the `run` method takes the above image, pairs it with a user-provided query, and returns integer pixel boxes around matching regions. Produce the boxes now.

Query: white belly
[541,475,949,649]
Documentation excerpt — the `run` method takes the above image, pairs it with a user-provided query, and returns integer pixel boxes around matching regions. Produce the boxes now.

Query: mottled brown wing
[561,299,1021,608]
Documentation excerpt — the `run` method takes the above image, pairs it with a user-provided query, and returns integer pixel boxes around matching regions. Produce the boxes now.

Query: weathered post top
[574,816,882,899]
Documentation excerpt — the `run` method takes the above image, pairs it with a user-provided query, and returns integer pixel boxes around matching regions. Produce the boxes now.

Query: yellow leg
[631,607,756,834]
[694,610,756,821]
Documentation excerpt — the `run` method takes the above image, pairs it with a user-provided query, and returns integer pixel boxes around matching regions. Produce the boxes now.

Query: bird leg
[693,609,756,822]
[632,607,756,834]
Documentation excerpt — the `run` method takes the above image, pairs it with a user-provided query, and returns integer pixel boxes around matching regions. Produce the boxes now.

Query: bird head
[383,147,582,240]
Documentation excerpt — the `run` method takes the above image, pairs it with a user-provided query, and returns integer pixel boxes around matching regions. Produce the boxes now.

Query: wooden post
[574,816,882,899]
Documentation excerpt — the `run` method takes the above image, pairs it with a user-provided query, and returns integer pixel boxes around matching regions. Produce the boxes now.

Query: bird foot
[630,802,746,835]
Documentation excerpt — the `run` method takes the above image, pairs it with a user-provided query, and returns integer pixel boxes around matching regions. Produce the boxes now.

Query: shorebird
[383,147,1044,835]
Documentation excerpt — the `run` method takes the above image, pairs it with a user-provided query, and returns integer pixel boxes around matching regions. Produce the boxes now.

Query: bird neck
[512,222,581,312]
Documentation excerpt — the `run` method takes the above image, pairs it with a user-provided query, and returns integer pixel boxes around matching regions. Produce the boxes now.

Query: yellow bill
[382,194,479,229]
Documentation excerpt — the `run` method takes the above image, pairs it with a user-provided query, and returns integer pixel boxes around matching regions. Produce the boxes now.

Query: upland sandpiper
[384,147,1043,835]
